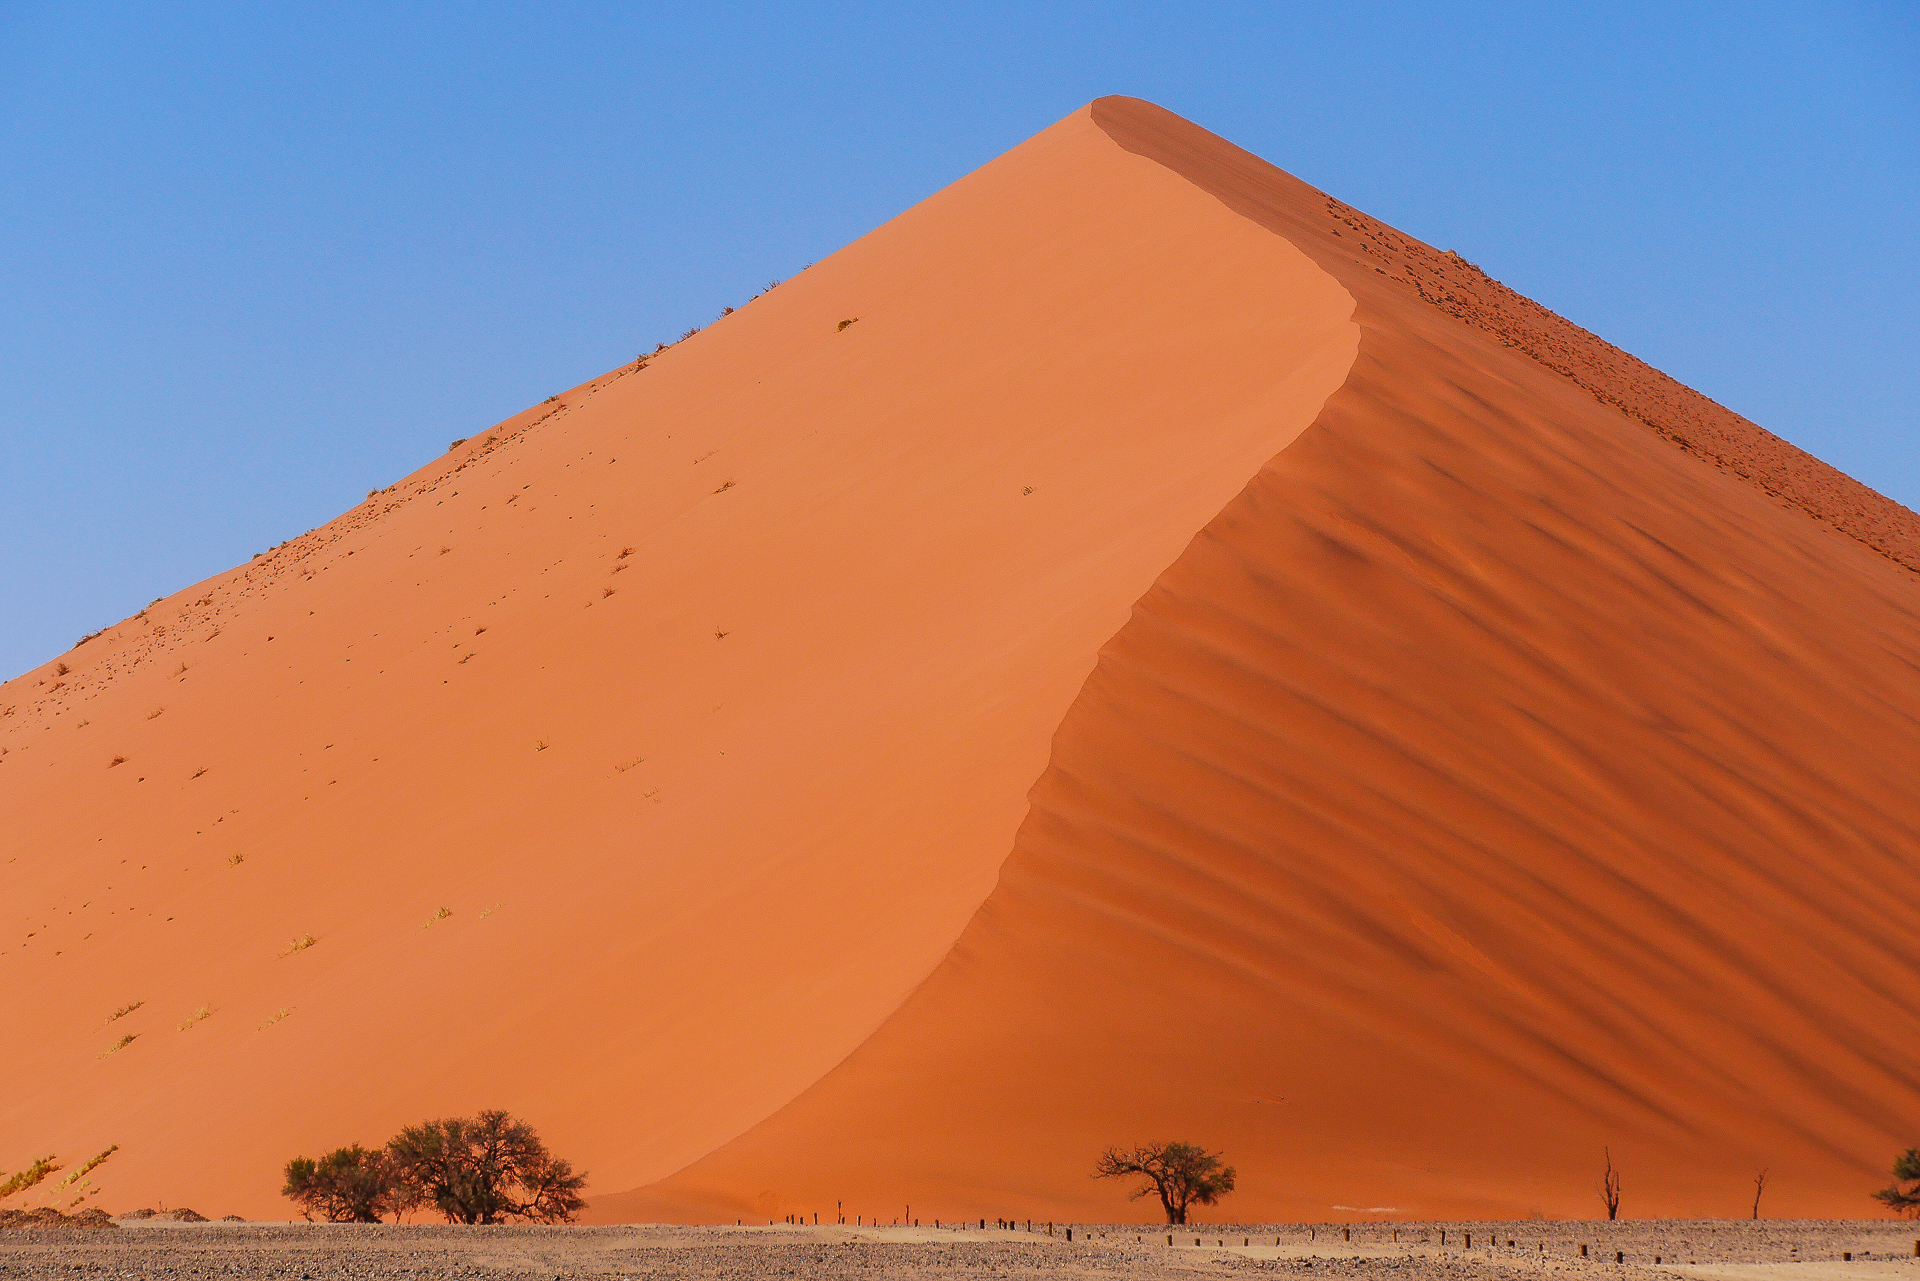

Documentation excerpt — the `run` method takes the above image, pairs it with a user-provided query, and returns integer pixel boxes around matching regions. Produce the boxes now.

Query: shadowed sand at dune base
[3,1220,1918,1281]
[5,96,1918,1224]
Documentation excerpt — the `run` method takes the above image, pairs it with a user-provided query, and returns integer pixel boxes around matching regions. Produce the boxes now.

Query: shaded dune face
[606,101,1920,1222]
[0,109,1357,1217]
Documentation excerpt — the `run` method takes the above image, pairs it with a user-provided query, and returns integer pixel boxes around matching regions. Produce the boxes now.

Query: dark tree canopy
[283,1145,410,1223]
[384,1110,587,1225]
[1093,1142,1236,1224]
[1874,1148,1920,1216]
[282,1112,585,1225]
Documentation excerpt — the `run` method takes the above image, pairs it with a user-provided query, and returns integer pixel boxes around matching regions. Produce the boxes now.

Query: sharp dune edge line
[1,102,1359,1219]
[1116,100,1920,577]
[5,98,1917,1227]
[605,99,1920,1223]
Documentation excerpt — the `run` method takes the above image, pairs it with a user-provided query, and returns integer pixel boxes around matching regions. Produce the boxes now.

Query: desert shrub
[55,1146,118,1191]
[385,1110,586,1224]
[1874,1148,1920,1215]
[0,1156,62,1202]
[284,1145,409,1223]
[1092,1142,1235,1224]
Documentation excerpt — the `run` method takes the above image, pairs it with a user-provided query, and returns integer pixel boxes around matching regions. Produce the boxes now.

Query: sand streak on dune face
[606,100,1920,1224]
[0,109,1356,1217]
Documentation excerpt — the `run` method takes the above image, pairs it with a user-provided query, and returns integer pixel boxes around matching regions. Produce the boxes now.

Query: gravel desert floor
[2,1220,1916,1281]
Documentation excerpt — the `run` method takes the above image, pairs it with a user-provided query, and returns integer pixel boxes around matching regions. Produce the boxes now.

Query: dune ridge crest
[10,96,1915,1227]
[598,99,1920,1225]
[1089,96,1920,574]
[0,103,1359,1219]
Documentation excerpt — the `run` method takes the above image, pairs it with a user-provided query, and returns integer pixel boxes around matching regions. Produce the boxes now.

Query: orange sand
[6,99,1917,1226]
[0,106,1354,1217]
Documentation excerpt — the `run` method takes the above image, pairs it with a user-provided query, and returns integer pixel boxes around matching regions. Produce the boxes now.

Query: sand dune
[599,101,1920,1223]
[6,99,1916,1225]
[1,104,1354,1218]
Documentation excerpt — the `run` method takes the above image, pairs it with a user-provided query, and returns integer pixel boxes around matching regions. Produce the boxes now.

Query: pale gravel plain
[2,1221,1917,1281]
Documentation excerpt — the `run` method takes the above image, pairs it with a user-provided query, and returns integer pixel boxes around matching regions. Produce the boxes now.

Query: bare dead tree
[1600,1147,1621,1221]
[1752,1168,1768,1220]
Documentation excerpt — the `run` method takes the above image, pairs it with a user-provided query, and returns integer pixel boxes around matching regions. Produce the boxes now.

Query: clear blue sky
[3,1,1915,680]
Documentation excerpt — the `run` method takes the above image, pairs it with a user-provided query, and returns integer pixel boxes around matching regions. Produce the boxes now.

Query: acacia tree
[385,1110,586,1224]
[1093,1142,1236,1224]
[283,1145,411,1223]
[1873,1149,1920,1216]
[1600,1148,1622,1221]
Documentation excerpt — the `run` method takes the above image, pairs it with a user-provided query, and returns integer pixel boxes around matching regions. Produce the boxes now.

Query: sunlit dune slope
[603,99,1920,1224]
[0,107,1358,1217]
